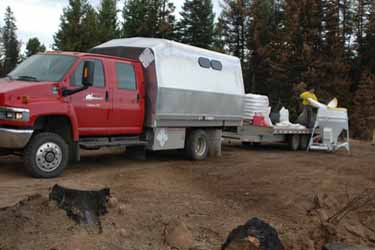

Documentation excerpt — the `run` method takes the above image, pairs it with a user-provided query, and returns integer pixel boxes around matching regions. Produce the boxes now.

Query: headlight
[15,112,24,120]
[0,107,30,122]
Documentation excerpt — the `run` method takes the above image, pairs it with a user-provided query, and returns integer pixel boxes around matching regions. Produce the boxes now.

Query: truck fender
[66,105,80,141]
[30,106,80,142]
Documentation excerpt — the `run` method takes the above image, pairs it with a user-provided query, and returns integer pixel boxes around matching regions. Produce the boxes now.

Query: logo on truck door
[156,129,169,147]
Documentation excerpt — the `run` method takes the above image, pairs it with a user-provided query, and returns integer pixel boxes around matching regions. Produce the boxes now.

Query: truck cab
[0,52,145,178]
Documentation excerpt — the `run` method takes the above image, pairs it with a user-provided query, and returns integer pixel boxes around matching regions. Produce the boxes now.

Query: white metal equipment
[308,107,350,152]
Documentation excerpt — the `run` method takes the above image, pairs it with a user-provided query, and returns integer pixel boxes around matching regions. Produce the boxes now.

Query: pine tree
[247,0,287,99]
[81,6,100,49]
[97,0,119,43]
[307,0,353,108]
[155,0,177,39]
[2,7,20,75]
[219,0,251,65]
[122,0,176,39]
[0,24,4,76]
[25,38,46,57]
[122,0,149,37]
[53,0,99,51]
[352,0,375,138]
[212,19,226,52]
[352,72,375,139]
[354,0,371,56]
[363,0,375,72]
[177,0,215,49]
[322,0,355,57]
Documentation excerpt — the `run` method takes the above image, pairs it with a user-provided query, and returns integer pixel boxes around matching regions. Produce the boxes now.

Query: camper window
[211,60,223,71]
[198,57,210,68]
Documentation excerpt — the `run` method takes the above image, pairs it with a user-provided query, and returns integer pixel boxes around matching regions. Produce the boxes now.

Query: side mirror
[82,61,95,87]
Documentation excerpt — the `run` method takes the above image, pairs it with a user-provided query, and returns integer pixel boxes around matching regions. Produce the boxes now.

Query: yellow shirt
[300,91,318,106]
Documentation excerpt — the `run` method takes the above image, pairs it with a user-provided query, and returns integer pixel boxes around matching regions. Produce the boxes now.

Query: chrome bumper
[0,128,33,149]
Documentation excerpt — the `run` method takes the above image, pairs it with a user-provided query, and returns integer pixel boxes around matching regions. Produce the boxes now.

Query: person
[300,88,318,106]
[298,88,318,128]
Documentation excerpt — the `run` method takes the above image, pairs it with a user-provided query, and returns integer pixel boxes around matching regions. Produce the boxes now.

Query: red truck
[0,38,244,178]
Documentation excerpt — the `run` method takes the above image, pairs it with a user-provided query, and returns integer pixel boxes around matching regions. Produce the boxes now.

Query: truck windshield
[8,54,77,82]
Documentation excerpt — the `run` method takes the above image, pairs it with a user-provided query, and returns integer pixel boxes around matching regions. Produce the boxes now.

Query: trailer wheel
[24,132,69,178]
[186,130,209,160]
[288,134,300,151]
[299,135,310,150]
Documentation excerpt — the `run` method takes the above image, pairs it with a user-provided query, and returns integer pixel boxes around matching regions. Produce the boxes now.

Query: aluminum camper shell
[90,38,245,128]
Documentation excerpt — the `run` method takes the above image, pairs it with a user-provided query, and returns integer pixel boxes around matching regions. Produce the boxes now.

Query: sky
[0,0,221,51]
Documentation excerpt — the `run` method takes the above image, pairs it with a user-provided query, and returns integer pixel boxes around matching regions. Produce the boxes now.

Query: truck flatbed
[273,127,312,135]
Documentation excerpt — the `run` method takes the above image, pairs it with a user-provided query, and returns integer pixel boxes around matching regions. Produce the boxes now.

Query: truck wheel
[24,132,69,178]
[288,134,300,151]
[186,130,209,160]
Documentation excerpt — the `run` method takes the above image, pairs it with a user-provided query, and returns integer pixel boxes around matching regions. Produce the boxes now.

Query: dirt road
[0,141,374,250]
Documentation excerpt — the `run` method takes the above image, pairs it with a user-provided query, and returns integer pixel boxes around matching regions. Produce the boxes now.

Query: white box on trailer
[91,38,245,128]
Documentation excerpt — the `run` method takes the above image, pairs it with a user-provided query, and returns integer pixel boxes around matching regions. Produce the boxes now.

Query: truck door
[68,58,111,136]
[109,61,145,134]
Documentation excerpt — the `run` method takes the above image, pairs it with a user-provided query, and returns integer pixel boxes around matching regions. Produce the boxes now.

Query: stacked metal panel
[242,94,270,121]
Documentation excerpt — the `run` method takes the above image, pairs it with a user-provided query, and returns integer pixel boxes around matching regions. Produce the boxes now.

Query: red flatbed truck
[0,38,244,178]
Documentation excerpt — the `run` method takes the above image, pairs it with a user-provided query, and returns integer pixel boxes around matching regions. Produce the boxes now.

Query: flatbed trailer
[223,124,315,151]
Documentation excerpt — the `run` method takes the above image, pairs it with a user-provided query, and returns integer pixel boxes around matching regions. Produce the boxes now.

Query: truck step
[79,136,148,149]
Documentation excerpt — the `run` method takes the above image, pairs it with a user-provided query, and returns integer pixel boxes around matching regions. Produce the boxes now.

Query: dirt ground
[0,141,374,250]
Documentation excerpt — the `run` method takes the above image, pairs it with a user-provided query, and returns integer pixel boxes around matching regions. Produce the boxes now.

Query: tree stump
[222,218,284,250]
[49,185,110,233]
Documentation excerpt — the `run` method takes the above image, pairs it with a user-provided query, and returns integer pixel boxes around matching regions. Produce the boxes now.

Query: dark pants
[298,106,315,128]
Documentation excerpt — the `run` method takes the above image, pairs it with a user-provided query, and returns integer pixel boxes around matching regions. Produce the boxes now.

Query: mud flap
[70,142,80,163]
[206,129,222,157]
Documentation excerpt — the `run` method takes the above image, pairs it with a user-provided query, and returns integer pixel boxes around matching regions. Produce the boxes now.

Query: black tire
[186,130,209,161]
[24,132,69,178]
[242,141,261,147]
[288,134,300,151]
[241,141,252,147]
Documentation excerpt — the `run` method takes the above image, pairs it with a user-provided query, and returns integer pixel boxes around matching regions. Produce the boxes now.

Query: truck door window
[115,63,136,90]
[70,59,105,87]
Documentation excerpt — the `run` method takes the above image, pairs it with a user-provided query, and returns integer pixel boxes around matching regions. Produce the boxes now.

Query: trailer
[223,96,350,152]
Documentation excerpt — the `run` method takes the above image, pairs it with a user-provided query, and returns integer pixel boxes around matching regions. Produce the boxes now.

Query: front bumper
[0,128,33,149]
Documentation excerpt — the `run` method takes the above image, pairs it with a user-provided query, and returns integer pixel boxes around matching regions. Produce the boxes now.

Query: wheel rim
[36,142,62,172]
[195,137,207,156]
